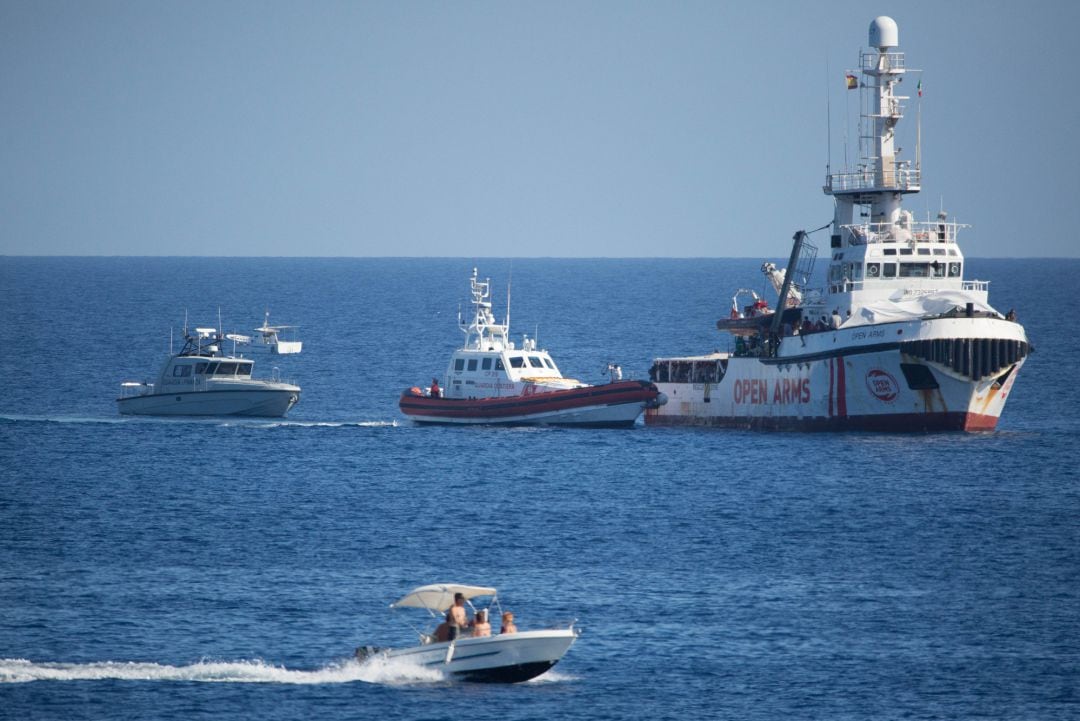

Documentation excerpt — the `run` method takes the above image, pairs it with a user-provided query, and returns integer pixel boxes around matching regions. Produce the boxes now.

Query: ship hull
[365,629,577,683]
[646,318,1028,433]
[400,380,663,427]
[117,387,301,417]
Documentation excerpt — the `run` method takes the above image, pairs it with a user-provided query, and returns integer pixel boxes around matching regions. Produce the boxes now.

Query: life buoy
[867,264,879,277]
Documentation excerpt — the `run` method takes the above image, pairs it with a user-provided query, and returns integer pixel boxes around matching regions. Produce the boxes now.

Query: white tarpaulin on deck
[850,290,997,327]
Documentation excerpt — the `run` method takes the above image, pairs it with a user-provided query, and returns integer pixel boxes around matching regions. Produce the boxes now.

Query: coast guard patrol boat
[117,322,301,417]
[400,269,665,426]
[646,17,1029,431]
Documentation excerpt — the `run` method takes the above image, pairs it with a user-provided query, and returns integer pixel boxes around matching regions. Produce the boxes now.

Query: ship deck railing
[825,163,921,194]
[840,220,967,245]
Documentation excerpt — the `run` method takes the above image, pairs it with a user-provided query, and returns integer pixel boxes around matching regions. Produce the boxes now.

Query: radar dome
[869,16,899,49]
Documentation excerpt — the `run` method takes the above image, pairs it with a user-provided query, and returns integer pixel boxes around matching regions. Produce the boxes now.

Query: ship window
[899,263,929,278]
[509,356,525,368]
[543,358,555,369]
[866,263,881,278]
[206,362,219,375]
[883,248,897,256]
[948,249,958,256]
[931,261,946,278]
[900,247,913,255]
[237,363,252,377]
[216,362,238,375]
[882,263,897,278]
[454,359,465,371]
[948,262,962,277]
[495,358,505,371]
[829,265,842,282]
[172,365,192,378]
[918,247,931,255]
[481,358,492,370]
[933,248,946,255]
[528,356,544,368]
[467,359,478,371]
[195,362,208,374]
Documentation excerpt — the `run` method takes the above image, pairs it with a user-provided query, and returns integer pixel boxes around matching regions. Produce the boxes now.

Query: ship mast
[824,16,920,244]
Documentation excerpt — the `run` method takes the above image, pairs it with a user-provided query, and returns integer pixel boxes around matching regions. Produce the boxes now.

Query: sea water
[1,257,1077,720]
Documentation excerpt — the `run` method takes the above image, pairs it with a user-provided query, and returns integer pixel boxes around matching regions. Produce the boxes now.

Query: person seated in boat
[471,609,491,637]
[429,378,441,398]
[433,620,451,643]
[500,611,518,634]
[447,592,468,640]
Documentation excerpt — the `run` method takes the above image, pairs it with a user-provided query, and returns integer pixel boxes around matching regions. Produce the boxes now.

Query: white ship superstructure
[646,17,1029,432]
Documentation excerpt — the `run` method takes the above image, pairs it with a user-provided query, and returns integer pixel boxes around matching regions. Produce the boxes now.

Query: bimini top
[390,583,498,612]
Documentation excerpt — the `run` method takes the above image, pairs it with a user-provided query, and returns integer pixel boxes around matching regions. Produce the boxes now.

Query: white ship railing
[861,50,906,72]
[842,220,967,244]
[825,164,921,193]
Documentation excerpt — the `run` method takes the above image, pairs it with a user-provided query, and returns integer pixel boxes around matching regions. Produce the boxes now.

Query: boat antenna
[505,264,512,329]
[825,51,832,176]
[916,73,922,175]
[217,307,222,335]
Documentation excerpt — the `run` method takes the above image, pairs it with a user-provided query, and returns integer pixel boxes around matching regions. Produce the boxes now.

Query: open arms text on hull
[646,17,1029,432]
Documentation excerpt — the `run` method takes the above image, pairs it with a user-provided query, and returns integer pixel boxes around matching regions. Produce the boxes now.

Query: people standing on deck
[446,592,468,640]
[500,611,518,634]
[429,378,441,398]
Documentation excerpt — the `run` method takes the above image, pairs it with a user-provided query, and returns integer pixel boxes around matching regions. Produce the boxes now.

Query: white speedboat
[355,583,578,683]
[399,269,665,426]
[117,325,301,417]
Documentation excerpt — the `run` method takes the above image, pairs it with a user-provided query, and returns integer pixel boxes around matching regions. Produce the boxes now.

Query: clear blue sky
[1,0,1074,257]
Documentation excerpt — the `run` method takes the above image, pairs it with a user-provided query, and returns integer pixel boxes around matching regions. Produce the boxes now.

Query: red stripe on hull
[400,380,661,424]
[645,410,999,433]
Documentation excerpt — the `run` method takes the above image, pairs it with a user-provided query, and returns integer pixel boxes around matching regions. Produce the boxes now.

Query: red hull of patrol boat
[400,380,663,427]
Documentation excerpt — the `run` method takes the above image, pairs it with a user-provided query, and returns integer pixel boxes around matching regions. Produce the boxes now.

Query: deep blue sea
[1,257,1077,720]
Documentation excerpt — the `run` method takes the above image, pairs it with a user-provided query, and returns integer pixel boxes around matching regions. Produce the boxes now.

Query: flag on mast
[845,74,858,90]
[917,79,923,97]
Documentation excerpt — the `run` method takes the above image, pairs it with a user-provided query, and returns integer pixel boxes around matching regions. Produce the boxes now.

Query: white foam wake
[0,414,398,429]
[0,657,444,686]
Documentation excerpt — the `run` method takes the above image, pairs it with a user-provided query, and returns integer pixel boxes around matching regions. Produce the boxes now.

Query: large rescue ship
[646,17,1029,432]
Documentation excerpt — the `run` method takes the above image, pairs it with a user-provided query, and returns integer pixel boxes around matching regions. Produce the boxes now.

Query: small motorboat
[254,311,303,355]
[399,268,666,426]
[117,322,301,417]
[355,583,578,683]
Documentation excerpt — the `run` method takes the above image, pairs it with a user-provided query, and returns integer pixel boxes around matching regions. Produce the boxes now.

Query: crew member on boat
[447,591,467,639]
[430,378,441,398]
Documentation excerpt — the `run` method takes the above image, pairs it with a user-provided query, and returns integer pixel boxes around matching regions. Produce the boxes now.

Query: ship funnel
[869,16,898,49]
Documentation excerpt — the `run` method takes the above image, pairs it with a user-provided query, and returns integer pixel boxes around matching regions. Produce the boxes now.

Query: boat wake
[0,657,444,686]
[0,414,399,429]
